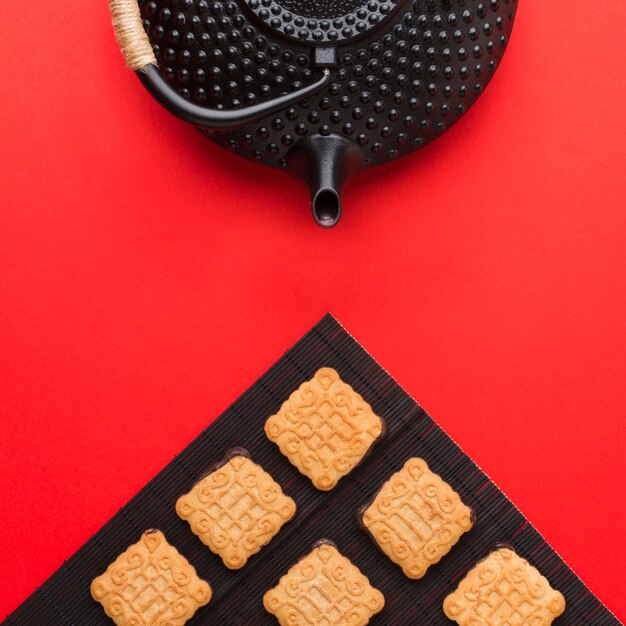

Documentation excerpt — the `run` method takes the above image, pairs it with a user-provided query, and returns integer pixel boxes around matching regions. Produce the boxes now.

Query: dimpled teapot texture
[138,0,517,223]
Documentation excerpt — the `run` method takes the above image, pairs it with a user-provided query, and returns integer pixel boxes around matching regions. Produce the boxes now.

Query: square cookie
[90,530,211,626]
[263,542,385,625]
[265,367,384,490]
[361,457,474,579]
[443,547,566,625]
[176,454,296,569]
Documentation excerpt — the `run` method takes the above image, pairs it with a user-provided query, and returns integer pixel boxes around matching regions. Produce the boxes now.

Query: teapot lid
[245,0,405,44]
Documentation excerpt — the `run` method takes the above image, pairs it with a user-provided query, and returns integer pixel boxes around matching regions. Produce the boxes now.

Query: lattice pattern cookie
[444,547,566,625]
[90,530,211,626]
[265,367,384,490]
[176,454,296,569]
[361,457,474,579]
[263,543,385,625]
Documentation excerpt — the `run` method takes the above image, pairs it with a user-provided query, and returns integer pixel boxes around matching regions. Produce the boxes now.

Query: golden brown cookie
[443,547,566,625]
[361,457,474,579]
[265,367,384,491]
[176,454,296,569]
[90,530,211,626]
[263,542,385,625]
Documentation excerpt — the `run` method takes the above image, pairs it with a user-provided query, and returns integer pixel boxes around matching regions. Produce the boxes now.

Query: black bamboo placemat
[5,314,620,625]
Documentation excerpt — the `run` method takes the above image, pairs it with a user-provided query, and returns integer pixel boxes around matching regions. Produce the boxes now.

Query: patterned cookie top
[362,457,474,579]
[90,530,211,626]
[265,367,384,491]
[176,455,296,569]
[263,543,385,626]
[444,548,566,626]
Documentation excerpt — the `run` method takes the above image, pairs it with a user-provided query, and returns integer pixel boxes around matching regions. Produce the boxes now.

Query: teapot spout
[287,135,365,228]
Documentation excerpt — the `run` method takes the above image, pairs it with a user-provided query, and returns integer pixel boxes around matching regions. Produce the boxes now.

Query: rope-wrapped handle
[109,0,156,71]
[107,0,331,130]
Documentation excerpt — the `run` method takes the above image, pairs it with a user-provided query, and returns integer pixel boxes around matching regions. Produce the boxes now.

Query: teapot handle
[108,0,330,130]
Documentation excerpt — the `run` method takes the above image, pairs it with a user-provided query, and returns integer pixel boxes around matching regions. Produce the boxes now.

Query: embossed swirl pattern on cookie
[176,455,296,569]
[265,367,384,491]
[361,457,474,579]
[444,548,566,626]
[90,530,211,626]
[263,543,385,626]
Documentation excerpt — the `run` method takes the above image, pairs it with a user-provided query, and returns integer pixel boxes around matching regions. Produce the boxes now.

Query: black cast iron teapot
[110,0,518,226]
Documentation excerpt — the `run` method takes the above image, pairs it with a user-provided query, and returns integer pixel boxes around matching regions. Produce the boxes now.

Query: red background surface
[1,1,625,621]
